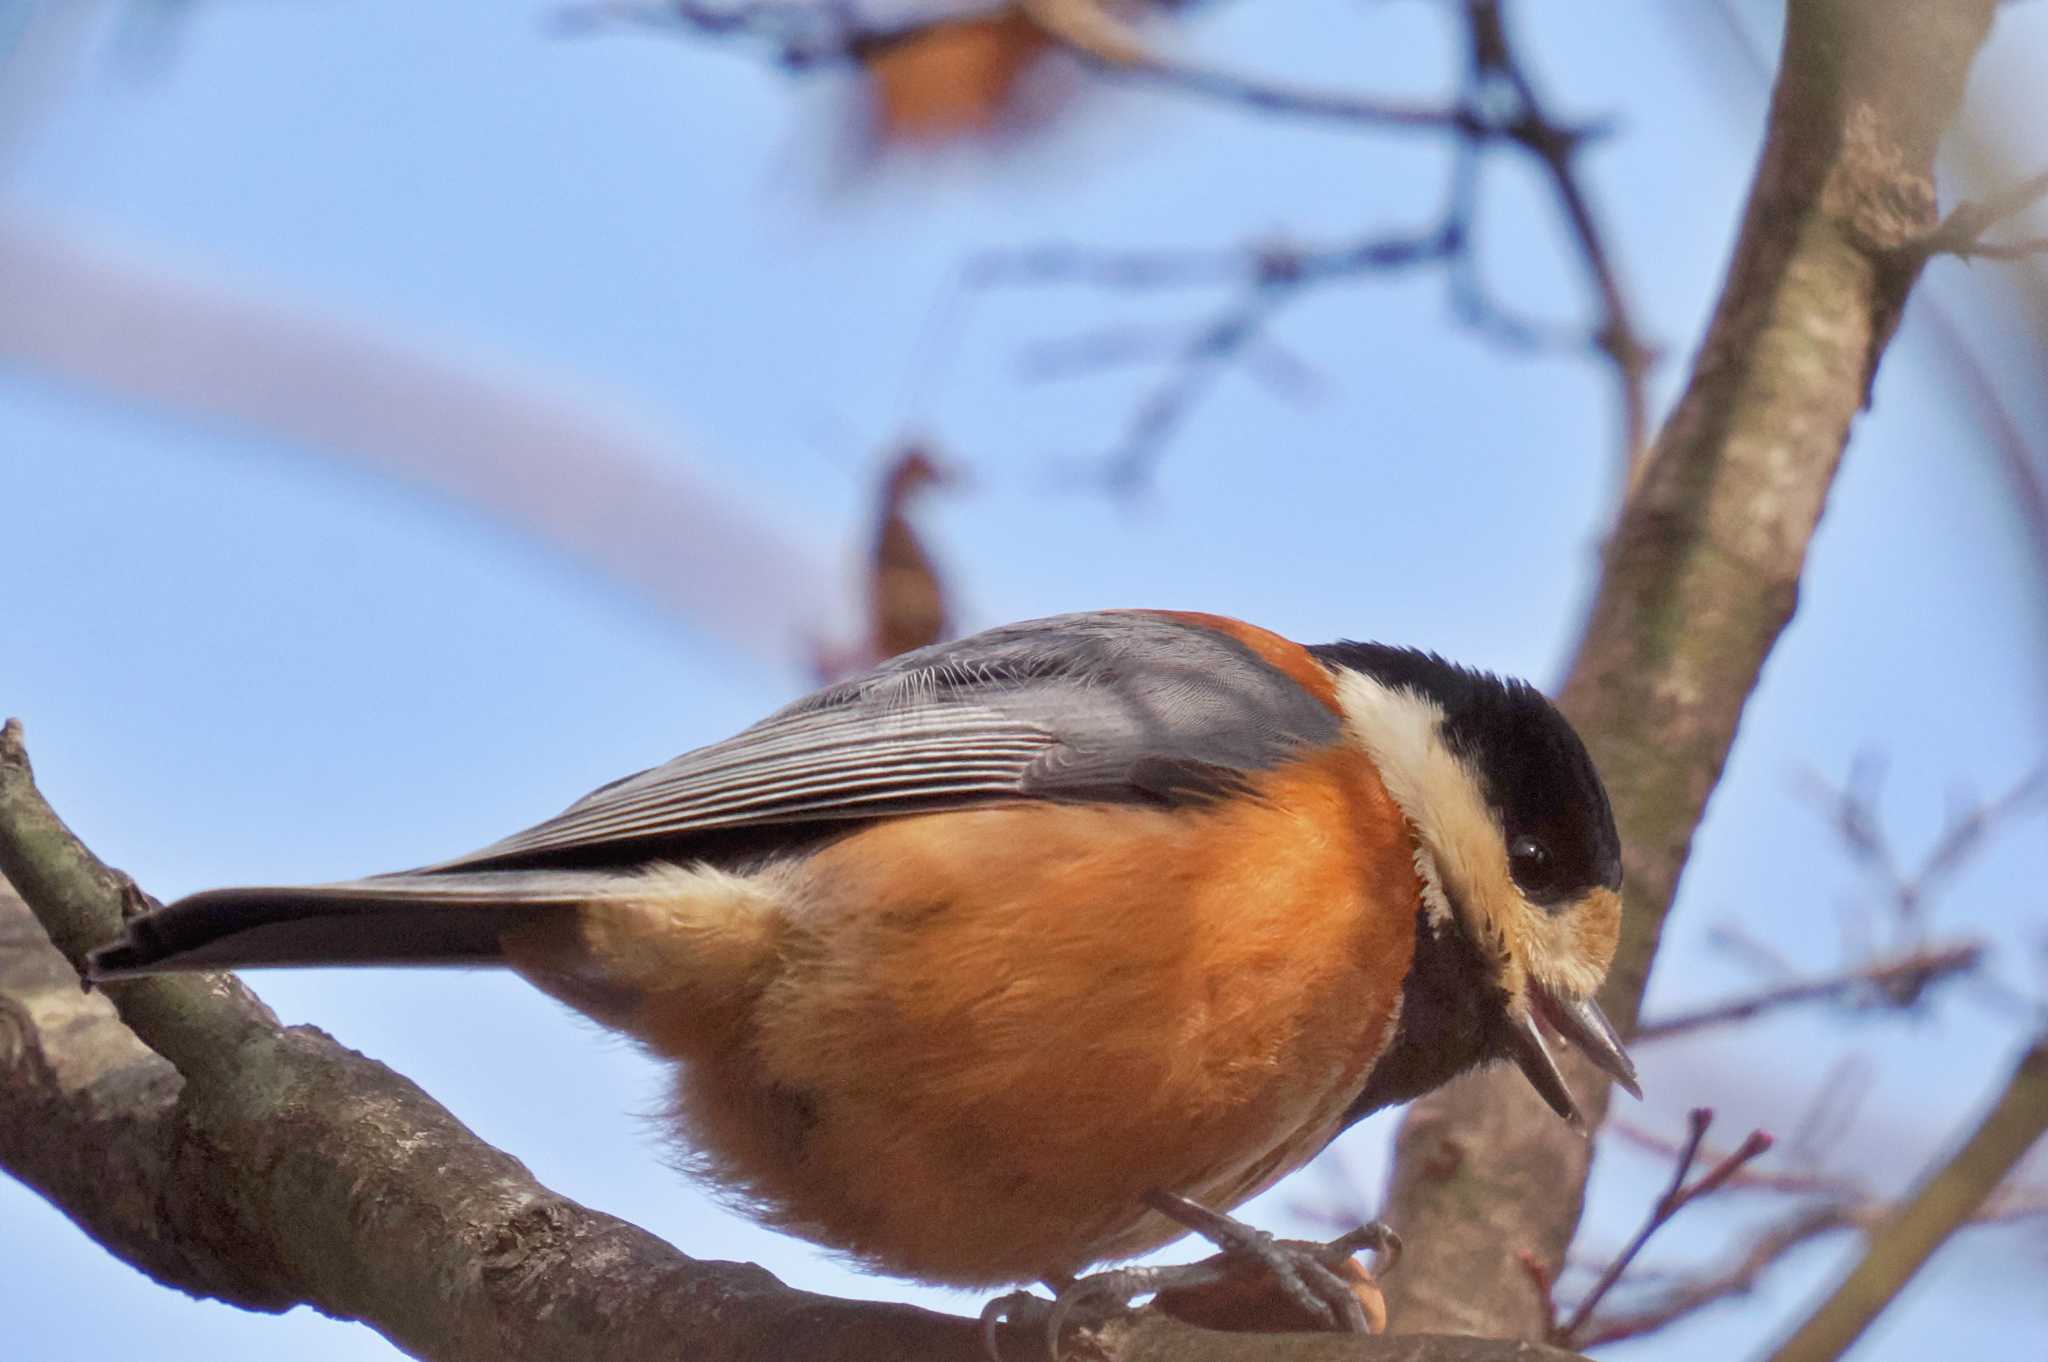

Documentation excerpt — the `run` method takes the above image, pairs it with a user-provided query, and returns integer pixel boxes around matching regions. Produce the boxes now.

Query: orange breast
[658,745,1422,1285]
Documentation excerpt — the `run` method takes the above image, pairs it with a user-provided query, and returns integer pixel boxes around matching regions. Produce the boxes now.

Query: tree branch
[968,227,1462,493]
[1631,941,1985,1041]
[1758,1033,2048,1362]
[1570,1205,1855,1349]
[1456,0,1654,477]
[0,723,980,1361]
[581,1,1651,491]
[1376,0,1998,1337]
[1576,1115,2048,1348]
[0,221,826,664]
[564,1,1474,132]
[0,711,1595,1360]
[1552,1111,1773,1347]
[1913,167,2048,262]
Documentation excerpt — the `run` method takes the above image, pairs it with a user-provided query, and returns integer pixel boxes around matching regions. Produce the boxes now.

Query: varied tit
[90,609,1638,1323]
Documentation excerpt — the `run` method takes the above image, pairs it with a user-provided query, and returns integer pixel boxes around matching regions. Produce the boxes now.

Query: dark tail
[85,871,623,980]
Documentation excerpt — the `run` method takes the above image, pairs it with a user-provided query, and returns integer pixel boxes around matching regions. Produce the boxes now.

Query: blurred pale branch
[568,0,1653,493]
[0,221,828,663]
[1606,1121,1860,1202]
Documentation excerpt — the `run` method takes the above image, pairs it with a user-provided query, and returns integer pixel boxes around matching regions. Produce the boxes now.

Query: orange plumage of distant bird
[868,444,954,661]
[860,10,1056,143]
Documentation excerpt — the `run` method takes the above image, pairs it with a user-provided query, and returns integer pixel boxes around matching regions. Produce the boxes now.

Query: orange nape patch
[1142,610,1341,713]
[662,745,1422,1287]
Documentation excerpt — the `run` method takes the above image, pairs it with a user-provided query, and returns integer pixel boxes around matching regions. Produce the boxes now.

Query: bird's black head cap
[1311,639,1638,1127]
[1309,642,1621,908]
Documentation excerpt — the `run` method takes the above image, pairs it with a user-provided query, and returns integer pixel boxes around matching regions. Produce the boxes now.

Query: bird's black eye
[1508,834,1554,893]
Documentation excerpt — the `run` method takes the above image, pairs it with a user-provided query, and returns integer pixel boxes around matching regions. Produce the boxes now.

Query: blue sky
[3,2,2046,1358]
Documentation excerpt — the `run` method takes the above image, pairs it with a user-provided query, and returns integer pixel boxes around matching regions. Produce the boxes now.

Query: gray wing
[425,611,1340,872]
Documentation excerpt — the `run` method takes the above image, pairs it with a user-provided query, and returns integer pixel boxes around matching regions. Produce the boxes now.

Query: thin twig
[965,242,1267,290]
[1783,1056,1874,1170]
[1918,167,2048,262]
[1079,38,1472,133]
[573,1,1477,128]
[1913,767,2048,911]
[1083,282,1296,494]
[1458,0,1653,481]
[1706,922,1804,981]
[1633,941,1985,1040]
[1580,1124,2048,1347]
[1796,761,2046,942]
[1606,1119,1864,1201]
[1760,1034,2048,1362]
[584,1,1653,494]
[1948,236,2048,261]
[1552,1109,1774,1347]
[976,226,1459,492]
[563,0,1471,130]
[1572,1206,1857,1348]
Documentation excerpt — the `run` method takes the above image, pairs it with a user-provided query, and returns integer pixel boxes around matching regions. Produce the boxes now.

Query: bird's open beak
[1505,984,1642,1130]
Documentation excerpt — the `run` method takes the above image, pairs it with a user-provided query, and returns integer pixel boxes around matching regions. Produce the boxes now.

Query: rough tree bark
[0,0,2011,1358]
[1378,0,1998,1337]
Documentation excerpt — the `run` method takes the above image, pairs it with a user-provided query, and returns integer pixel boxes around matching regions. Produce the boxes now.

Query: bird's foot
[1143,1189,1400,1334]
[980,1268,1193,1360]
[977,1196,1400,1358]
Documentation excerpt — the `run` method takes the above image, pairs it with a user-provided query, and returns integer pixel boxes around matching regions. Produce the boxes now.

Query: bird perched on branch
[90,609,1638,1333]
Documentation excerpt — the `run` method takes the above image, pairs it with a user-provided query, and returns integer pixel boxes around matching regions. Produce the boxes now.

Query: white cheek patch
[1330,669,1528,991]
[1330,667,1622,1004]
[1409,843,1455,929]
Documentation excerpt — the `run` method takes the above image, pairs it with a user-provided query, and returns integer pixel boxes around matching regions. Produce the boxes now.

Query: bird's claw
[978,1200,1401,1357]
[1143,1188,1397,1334]
[978,1289,1044,1359]
[980,1263,1231,1360]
